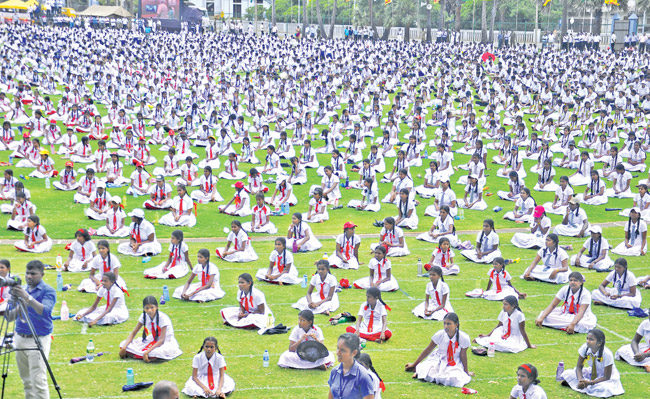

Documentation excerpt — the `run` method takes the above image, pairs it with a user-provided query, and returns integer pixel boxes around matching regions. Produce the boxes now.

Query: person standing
[328,333,374,399]
[5,260,56,399]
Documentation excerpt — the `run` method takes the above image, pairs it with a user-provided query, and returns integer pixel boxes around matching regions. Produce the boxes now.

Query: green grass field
[1,88,649,398]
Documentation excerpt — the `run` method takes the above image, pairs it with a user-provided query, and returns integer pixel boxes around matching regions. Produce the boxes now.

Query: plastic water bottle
[81,322,88,335]
[262,350,270,367]
[424,148,428,158]
[162,286,170,302]
[345,176,349,188]
[60,301,69,321]
[62,284,72,291]
[417,258,423,276]
[458,207,465,220]
[126,368,135,385]
[301,274,308,288]
[323,252,328,260]
[487,342,495,358]
[86,339,95,362]
[8,155,13,165]
[492,206,502,213]
[56,269,63,292]
[45,176,51,189]
[267,313,274,328]
[55,254,63,271]
[556,361,565,381]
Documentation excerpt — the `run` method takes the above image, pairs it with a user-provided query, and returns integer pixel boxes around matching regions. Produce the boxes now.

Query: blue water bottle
[56,270,63,292]
[263,350,270,367]
[301,274,308,288]
[126,368,135,385]
[345,176,349,188]
[162,286,170,302]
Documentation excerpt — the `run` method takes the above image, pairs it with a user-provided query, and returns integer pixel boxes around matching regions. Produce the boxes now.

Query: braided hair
[141,295,160,342]
[517,363,541,385]
[612,258,628,290]
[198,336,221,355]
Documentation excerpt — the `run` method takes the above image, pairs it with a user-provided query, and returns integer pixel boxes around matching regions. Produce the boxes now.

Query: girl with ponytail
[119,295,182,362]
[346,287,393,343]
[78,240,127,293]
[475,295,535,353]
[173,248,226,302]
[182,336,236,397]
[592,258,642,309]
[412,265,454,320]
[220,273,273,330]
[405,312,472,387]
[75,272,129,326]
[510,364,546,398]
[358,353,386,398]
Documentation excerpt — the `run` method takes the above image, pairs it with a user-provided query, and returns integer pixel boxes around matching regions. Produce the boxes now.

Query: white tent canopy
[77,5,132,18]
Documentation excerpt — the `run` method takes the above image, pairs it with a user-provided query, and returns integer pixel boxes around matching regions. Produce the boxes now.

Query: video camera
[0,275,21,288]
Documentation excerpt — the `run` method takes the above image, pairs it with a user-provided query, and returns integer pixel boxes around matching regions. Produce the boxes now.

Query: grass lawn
[1,88,649,398]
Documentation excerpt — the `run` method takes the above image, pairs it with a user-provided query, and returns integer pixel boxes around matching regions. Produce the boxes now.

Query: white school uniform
[220,288,272,330]
[430,247,460,275]
[424,188,458,218]
[158,195,196,227]
[0,285,11,313]
[76,284,129,325]
[615,319,650,368]
[356,301,391,336]
[612,219,648,256]
[6,200,35,230]
[346,186,381,212]
[143,242,190,279]
[475,310,528,353]
[511,216,552,249]
[218,191,252,217]
[77,253,126,293]
[172,262,226,302]
[84,191,111,220]
[120,311,182,361]
[292,273,340,314]
[604,171,634,199]
[510,384,547,399]
[574,179,608,206]
[523,247,571,284]
[482,269,518,301]
[278,325,335,369]
[117,220,162,256]
[415,169,440,198]
[96,207,130,237]
[216,229,258,262]
[503,196,536,223]
[553,208,591,237]
[570,237,614,271]
[416,215,459,247]
[370,226,410,257]
[542,185,574,215]
[286,222,322,252]
[66,240,97,273]
[456,183,488,211]
[538,286,597,333]
[14,225,53,253]
[190,175,224,203]
[414,329,472,387]
[561,344,624,397]
[328,233,361,270]
[302,197,329,223]
[182,352,236,397]
[241,204,278,234]
[352,257,399,292]
[461,231,501,264]
[256,249,301,285]
[591,270,642,309]
[412,280,454,320]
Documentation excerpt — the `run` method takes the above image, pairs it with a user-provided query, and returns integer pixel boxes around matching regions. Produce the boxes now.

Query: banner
[141,0,179,19]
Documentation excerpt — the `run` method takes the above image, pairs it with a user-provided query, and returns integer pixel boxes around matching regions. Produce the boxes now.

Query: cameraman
[5,260,56,399]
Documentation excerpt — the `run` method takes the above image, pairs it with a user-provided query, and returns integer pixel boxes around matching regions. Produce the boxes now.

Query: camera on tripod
[0,276,21,288]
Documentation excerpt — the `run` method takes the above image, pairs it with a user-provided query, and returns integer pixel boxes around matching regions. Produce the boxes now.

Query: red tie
[205,180,210,191]
[367,309,374,332]
[105,289,111,310]
[345,240,350,259]
[201,265,208,286]
[207,362,215,390]
[319,282,326,300]
[187,169,191,180]
[276,254,284,272]
[209,147,213,158]
[315,201,319,213]
[133,225,141,243]
[103,259,109,273]
[81,246,86,260]
[230,162,233,174]
[377,259,385,281]
[568,296,577,314]
[440,249,447,269]
[179,198,183,214]
[170,246,177,267]
[113,212,117,230]
[182,141,185,153]
[31,226,37,242]
[241,295,252,312]
[138,172,142,187]
[493,270,502,293]
[447,339,458,366]
[0,287,4,304]
[435,290,442,306]
[234,238,238,250]
[502,318,511,339]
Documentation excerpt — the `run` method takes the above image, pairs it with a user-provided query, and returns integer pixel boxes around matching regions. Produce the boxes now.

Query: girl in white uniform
[592,258,642,309]
[416,205,459,247]
[220,273,273,330]
[218,182,251,217]
[117,209,162,256]
[553,200,591,238]
[511,206,552,249]
[278,310,336,369]
[570,226,614,271]
[575,171,608,205]
[75,272,129,326]
[347,177,381,212]
[119,296,182,362]
[84,182,110,220]
[96,196,130,237]
[346,287,393,343]
[394,188,418,230]
[328,222,361,270]
[242,192,278,234]
[14,215,53,253]
[503,188,536,223]
[535,272,597,334]
[560,329,625,397]
[77,240,126,293]
[412,266,454,320]
[478,257,526,301]
[456,175,488,211]
[358,353,386,399]
[190,166,224,203]
[542,176,573,215]
[266,177,298,208]
[522,234,571,284]
[615,313,650,370]
[415,160,441,198]
[475,296,535,353]
[293,260,340,315]
[425,237,459,275]
[302,188,329,223]
[461,219,501,264]
[256,237,301,285]
[63,229,97,272]
[510,364,547,399]
[286,213,322,252]
[182,337,236,398]
[143,230,190,279]
[353,246,399,292]
[612,209,647,256]
[215,220,258,262]
[173,248,225,302]
[370,217,410,257]
[158,184,196,227]
[405,312,472,387]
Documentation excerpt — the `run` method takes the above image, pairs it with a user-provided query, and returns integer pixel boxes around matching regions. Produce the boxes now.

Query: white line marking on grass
[596,323,631,342]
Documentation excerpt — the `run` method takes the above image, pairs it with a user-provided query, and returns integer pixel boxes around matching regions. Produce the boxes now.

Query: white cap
[111,195,121,204]
[96,181,106,189]
[590,225,602,234]
[128,208,145,218]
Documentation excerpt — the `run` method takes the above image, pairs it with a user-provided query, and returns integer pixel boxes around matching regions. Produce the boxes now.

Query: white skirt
[66,258,95,273]
[538,308,597,334]
[117,241,162,256]
[542,203,568,215]
[120,336,182,361]
[52,181,79,191]
[615,342,650,367]
[6,218,28,231]
[73,192,93,204]
[482,285,519,301]
[217,204,252,217]
[511,232,547,249]
[255,268,302,285]
[144,261,190,279]
[215,246,259,263]
[241,221,278,234]
[14,239,53,253]
[302,211,329,223]
[395,214,419,230]
[611,241,647,257]
[76,306,129,325]
[95,225,131,237]
[369,242,410,257]
[411,300,454,320]
[277,350,335,369]
[560,367,624,397]
[534,182,560,192]
[172,282,226,302]
[84,208,108,220]
[456,199,488,211]
[292,292,340,314]
[158,212,197,227]
[475,328,528,353]
[574,193,608,206]
[191,189,224,203]
[414,353,471,387]
[460,249,502,264]
[286,237,322,252]
[591,287,642,309]
[414,185,439,199]
[521,266,571,284]
[352,275,399,292]
[553,224,591,237]
[570,254,614,272]
[220,306,272,330]
[77,276,127,293]
[218,170,247,180]
[182,373,235,397]
[143,199,173,210]
[328,254,359,270]
[346,199,381,212]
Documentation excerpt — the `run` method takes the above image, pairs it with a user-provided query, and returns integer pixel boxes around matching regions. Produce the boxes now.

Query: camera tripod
[0,296,62,399]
